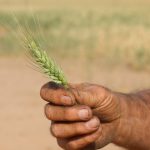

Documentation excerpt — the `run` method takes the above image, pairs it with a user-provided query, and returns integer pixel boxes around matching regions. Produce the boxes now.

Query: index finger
[40,82,75,106]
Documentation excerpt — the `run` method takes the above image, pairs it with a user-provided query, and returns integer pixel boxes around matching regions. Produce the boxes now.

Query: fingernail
[86,118,100,129]
[61,96,73,105]
[78,109,89,120]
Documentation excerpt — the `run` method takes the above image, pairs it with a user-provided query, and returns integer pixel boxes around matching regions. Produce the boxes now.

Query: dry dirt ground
[1,56,150,150]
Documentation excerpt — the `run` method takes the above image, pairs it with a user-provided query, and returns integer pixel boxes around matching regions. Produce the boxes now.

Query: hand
[40,82,121,150]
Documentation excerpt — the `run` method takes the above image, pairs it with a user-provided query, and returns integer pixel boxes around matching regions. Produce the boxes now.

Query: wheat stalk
[26,39,68,87]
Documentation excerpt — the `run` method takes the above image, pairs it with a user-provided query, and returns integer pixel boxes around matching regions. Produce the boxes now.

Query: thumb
[68,83,121,122]
[68,83,100,108]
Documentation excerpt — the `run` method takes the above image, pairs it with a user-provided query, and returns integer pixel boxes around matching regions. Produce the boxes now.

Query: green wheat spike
[27,40,68,87]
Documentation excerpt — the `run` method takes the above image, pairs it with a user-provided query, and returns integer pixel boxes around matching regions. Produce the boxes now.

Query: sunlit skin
[40,82,150,150]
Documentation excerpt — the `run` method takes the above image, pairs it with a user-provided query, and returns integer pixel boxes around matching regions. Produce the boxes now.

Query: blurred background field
[1,0,150,71]
[1,0,150,150]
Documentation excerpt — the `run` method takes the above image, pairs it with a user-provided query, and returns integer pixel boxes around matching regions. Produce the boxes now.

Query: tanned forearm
[113,90,150,150]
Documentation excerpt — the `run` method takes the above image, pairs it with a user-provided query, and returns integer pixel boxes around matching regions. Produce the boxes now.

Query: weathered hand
[40,82,121,150]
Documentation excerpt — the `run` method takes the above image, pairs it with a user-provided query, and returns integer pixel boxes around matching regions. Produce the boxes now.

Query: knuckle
[67,141,78,150]
[74,123,85,134]
[63,107,73,120]
[63,108,68,120]
[74,124,80,134]
[63,107,78,120]
[51,124,59,137]
[57,139,65,149]
[44,104,52,120]
[81,82,89,88]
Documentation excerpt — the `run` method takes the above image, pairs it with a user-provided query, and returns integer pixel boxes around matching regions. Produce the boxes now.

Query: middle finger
[45,104,93,121]
[51,117,100,138]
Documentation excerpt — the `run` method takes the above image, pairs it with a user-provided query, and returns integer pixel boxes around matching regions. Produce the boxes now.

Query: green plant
[26,39,68,87]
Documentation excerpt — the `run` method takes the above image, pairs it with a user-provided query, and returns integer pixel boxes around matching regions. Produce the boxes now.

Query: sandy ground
[1,56,150,150]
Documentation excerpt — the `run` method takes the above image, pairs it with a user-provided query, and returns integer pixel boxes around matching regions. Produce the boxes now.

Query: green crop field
[0,0,150,71]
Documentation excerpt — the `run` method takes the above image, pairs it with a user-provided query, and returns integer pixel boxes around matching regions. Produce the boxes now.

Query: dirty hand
[40,82,121,150]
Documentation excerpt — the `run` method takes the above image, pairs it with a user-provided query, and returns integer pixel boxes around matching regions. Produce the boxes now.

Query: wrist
[112,92,134,146]
[112,91,149,149]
